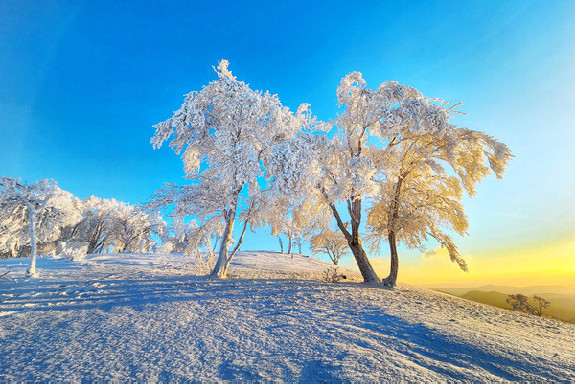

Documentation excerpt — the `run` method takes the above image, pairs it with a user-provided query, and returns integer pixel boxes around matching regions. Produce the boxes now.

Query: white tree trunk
[27,207,37,277]
[210,214,235,279]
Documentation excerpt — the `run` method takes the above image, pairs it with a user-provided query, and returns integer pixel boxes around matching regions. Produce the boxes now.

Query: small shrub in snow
[323,266,344,284]
[57,242,88,261]
[156,241,174,254]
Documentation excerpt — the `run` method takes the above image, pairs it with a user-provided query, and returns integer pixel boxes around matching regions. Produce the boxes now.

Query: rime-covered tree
[264,118,332,256]
[110,203,167,253]
[324,73,511,285]
[59,196,121,254]
[310,226,349,265]
[277,72,511,285]
[150,60,301,278]
[364,100,512,286]
[0,177,81,276]
[59,196,167,254]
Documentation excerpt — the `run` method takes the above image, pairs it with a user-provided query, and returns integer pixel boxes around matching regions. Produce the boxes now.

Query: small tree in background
[311,226,349,265]
[507,294,551,317]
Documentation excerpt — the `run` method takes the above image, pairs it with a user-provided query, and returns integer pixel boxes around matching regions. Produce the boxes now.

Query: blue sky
[1,1,574,285]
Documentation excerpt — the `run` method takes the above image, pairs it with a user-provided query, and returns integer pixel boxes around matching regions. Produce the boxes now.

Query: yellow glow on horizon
[369,239,575,288]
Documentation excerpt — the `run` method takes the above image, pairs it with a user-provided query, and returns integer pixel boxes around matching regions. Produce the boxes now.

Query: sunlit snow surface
[0,252,573,382]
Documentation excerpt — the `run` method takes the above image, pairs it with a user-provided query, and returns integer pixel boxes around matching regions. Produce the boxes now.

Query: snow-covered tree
[150,60,302,278]
[0,177,81,276]
[261,117,334,259]
[59,197,167,254]
[59,196,118,254]
[322,73,511,285]
[110,203,167,253]
[262,201,307,256]
[277,72,511,286]
[310,226,349,265]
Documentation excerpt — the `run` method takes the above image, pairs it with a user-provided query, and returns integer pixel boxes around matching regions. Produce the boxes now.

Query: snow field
[0,252,573,381]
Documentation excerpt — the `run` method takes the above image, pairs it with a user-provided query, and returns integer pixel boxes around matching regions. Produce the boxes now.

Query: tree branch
[227,219,248,262]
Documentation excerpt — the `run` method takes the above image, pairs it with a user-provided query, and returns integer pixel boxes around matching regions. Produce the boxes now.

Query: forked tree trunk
[27,207,37,277]
[222,220,248,274]
[327,197,379,283]
[210,212,236,279]
[330,252,338,265]
[210,189,245,279]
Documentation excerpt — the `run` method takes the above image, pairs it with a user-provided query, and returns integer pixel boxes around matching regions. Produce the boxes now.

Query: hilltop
[0,252,574,381]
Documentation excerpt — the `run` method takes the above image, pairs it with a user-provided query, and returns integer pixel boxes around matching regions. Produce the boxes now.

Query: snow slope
[0,252,573,382]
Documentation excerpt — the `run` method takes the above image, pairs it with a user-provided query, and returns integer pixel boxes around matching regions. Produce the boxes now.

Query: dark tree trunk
[348,239,378,282]
[381,231,399,287]
[381,176,403,288]
[327,196,379,283]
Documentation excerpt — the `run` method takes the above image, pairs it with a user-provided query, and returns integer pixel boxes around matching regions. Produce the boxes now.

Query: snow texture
[0,252,573,382]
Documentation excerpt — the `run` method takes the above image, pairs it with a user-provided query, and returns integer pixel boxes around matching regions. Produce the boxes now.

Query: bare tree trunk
[348,239,378,282]
[331,253,338,265]
[287,235,292,255]
[87,221,104,254]
[381,177,403,288]
[27,207,37,277]
[277,236,284,253]
[210,189,242,279]
[222,220,248,274]
[381,231,399,287]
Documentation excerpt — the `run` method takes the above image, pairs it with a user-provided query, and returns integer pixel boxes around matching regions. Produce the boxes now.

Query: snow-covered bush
[57,241,88,261]
[156,241,174,254]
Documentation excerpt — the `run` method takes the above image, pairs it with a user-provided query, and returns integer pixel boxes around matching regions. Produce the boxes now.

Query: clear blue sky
[1,1,574,285]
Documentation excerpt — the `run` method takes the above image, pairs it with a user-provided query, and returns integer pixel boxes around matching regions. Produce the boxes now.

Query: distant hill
[462,290,513,310]
[475,285,575,295]
[436,287,575,324]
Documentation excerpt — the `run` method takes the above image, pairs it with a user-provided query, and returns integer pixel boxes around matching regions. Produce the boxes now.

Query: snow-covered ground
[0,252,573,382]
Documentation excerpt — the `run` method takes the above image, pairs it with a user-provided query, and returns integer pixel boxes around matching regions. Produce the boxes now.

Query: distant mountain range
[434,286,575,324]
